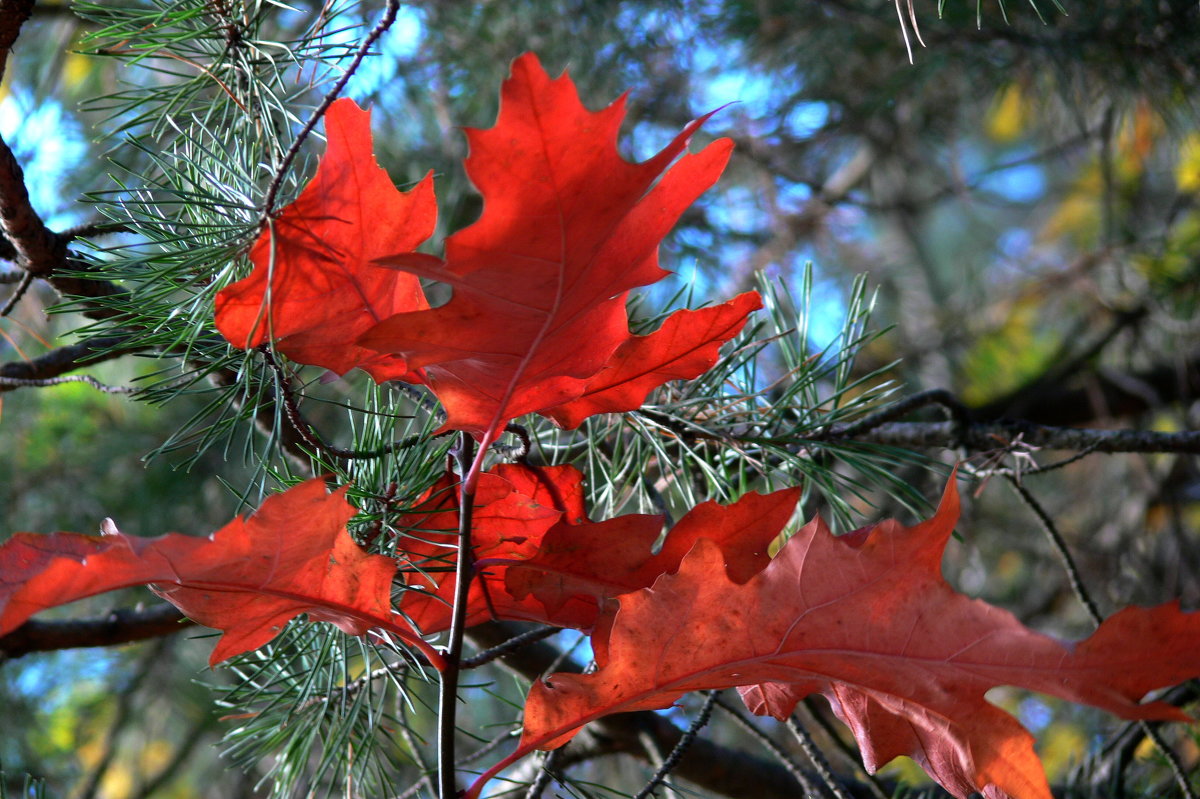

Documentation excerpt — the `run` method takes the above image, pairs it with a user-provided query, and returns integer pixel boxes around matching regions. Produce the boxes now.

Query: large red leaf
[0,480,442,668]
[469,478,1200,799]
[395,462,795,634]
[357,53,755,437]
[214,98,436,381]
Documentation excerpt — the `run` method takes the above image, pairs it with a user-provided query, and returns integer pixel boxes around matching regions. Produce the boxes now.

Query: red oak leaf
[500,478,799,630]
[469,478,1200,799]
[0,480,442,668]
[394,463,796,634]
[394,466,564,635]
[358,53,756,437]
[214,98,436,381]
[540,291,762,428]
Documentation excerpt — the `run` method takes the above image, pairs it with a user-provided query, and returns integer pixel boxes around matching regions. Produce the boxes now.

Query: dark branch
[973,348,1200,426]
[0,132,62,272]
[0,0,34,85]
[823,418,1200,455]
[0,604,191,660]
[0,336,143,393]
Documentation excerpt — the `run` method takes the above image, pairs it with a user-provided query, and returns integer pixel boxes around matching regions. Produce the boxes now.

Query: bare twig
[831,388,969,440]
[0,269,31,315]
[712,694,825,796]
[260,0,400,217]
[1009,477,1197,799]
[461,625,559,669]
[0,604,191,660]
[0,373,137,393]
[467,622,866,799]
[261,346,441,460]
[523,746,566,799]
[1005,476,1103,623]
[824,418,1200,454]
[632,691,718,799]
[799,698,889,799]
[437,432,476,799]
[787,715,851,799]
[0,336,141,392]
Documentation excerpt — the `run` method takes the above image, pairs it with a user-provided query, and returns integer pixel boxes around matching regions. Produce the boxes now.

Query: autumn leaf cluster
[2,54,1198,799]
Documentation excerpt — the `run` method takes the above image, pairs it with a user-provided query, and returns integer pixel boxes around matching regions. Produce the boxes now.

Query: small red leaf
[214,98,436,381]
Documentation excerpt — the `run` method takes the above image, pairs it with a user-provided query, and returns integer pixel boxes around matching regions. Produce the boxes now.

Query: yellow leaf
[62,51,94,94]
[1176,132,1200,192]
[986,83,1029,143]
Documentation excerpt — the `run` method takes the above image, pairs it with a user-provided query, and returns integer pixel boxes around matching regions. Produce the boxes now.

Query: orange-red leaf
[470,478,1200,799]
[541,291,763,428]
[0,480,441,668]
[214,98,436,381]
[395,463,794,634]
[358,53,754,437]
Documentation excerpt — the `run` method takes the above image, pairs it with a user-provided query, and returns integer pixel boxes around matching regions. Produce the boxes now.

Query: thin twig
[523,746,566,799]
[787,716,851,799]
[0,373,137,394]
[799,698,889,799]
[437,432,477,799]
[830,388,969,440]
[262,346,442,460]
[632,691,719,799]
[396,723,437,799]
[461,625,559,669]
[0,335,134,376]
[1006,476,1102,624]
[0,268,31,315]
[826,418,1200,454]
[712,694,824,796]
[260,0,400,218]
[1009,477,1197,799]
[456,731,518,767]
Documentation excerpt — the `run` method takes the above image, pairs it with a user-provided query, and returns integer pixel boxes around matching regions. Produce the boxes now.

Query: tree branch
[973,348,1200,426]
[0,604,191,660]
[0,0,34,85]
[0,336,143,393]
[823,418,1200,454]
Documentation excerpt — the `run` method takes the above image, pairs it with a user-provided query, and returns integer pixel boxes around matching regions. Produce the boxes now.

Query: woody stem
[437,431,478,799]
